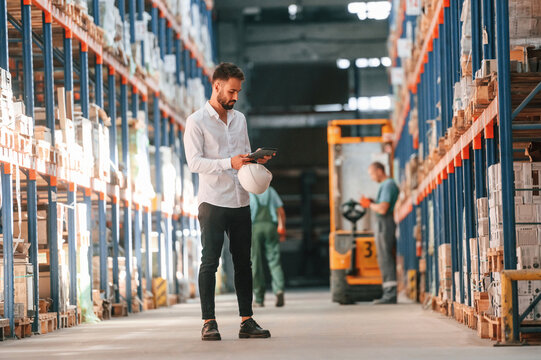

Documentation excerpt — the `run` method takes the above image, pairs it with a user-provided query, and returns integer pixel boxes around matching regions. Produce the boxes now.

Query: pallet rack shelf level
[417,97,498,200]
[393,0,446,146]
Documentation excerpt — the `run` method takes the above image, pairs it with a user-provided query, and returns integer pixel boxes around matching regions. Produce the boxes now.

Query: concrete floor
[1,289,540,360]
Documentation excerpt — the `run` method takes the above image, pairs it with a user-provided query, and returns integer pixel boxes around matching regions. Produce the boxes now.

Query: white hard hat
[238,163,272,194]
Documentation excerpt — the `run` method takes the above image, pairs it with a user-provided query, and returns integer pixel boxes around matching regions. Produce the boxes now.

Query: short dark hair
[212,62,245,83]
[370,162,386,173]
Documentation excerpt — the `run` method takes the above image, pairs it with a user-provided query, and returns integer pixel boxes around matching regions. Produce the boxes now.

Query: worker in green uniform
[360,162,399,304]
[250,186,287,307]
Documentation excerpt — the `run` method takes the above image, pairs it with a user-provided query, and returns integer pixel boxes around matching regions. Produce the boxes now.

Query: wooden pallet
[477,314,490,339]
[485,315,502,342]
[38,312,58,335]
[464,306,477,330]
[111,302,128,317]
[0,318,9,341]
[59,309,77,328]
[7,317,33,339]
[487,247,504,273]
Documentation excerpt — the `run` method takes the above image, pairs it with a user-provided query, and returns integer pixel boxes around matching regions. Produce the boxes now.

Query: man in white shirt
[184,62,272,341]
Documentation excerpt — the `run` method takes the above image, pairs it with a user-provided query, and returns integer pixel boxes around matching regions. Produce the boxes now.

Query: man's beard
[218,92,236,110]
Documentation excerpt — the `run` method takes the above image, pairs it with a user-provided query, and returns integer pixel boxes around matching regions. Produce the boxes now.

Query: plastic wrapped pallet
[509,0,541,47]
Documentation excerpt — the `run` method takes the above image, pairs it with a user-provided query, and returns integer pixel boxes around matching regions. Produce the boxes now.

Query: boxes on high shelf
[509,0,541,47]
[439,244,452,299]
[34,126,52,144]
[488,163,501,191]
[490,228,504,248]
[12,101,25,116]
[515,203,536,223]
[12,210,48,245]
[0,67,12,90]
[489,190,502,208]
[454,272,461,303]
[476,197,489,219]
[517,246,541,270]
[516,226,538,247]
[14,113,33,137]
[74,117,94,175]
[478,217,490,236]
[470,238,479,275]
[476,236,490,274]
[92,123,110,181]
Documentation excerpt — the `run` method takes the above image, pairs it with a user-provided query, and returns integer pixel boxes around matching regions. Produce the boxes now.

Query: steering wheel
[341,199,366,224]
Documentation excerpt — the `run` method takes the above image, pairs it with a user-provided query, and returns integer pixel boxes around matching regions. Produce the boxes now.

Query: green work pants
[251,222,285,304]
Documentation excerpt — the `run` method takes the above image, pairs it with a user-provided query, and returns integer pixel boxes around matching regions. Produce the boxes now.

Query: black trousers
[198,202,253,320]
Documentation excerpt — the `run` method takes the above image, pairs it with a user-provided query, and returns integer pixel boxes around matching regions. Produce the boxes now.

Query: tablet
[248,147,277,160]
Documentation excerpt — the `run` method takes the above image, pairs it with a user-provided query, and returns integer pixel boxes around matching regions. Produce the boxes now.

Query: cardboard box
[516,226,538,246]
[517,246,541,270]
[478,218,490,236]
[12,210,48,244]
[516,203,536,223]
[476,197,489,219]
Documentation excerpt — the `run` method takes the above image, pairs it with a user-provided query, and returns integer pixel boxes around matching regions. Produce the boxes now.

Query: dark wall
[248,64,349,112]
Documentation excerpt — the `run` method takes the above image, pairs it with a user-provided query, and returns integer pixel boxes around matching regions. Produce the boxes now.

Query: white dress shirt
[184,101,252,208]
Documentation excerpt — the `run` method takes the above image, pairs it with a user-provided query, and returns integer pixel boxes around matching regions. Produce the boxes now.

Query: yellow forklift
[328,119,393,304]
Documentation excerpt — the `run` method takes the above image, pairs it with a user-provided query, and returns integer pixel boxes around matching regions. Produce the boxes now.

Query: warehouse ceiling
[214,0,391,123]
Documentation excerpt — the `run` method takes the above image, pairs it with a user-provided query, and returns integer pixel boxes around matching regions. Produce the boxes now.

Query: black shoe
[372,297,397,305]
[275,292,284,307]
[201,320,221,341]
[239,318,271,339]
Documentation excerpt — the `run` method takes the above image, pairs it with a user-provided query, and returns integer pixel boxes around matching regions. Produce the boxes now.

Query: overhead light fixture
[347,2,365,14]
[355,58,369,68]
[367,1,391,20]
[349,1,390,21]
[336,58,351,69]
[357,97,371,111]
[315,104,343,112]
[370,96,392,110]
[288,4,301,20]
[381,57,392,67]
[348,97,358,110]
[368,58,381,67]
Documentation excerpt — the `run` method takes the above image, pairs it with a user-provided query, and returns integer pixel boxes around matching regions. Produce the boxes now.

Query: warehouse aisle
[0,289,539,360]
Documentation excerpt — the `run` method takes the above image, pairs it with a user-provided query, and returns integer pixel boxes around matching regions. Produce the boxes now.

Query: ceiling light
[381,57,392,67]
[370,96,392,110]
[367,1,391,20]
[288,4,298,16]
[348,97,358,110]
[358,97,371,111]
[347,2,365,14]
[336,58,351,69]
[355,58,369,68]
[368,58,381,67]
[315,104,343,112]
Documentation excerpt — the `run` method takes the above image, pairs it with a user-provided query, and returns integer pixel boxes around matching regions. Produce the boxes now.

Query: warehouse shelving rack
[391,0,541,343]
[0,0,214,338]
